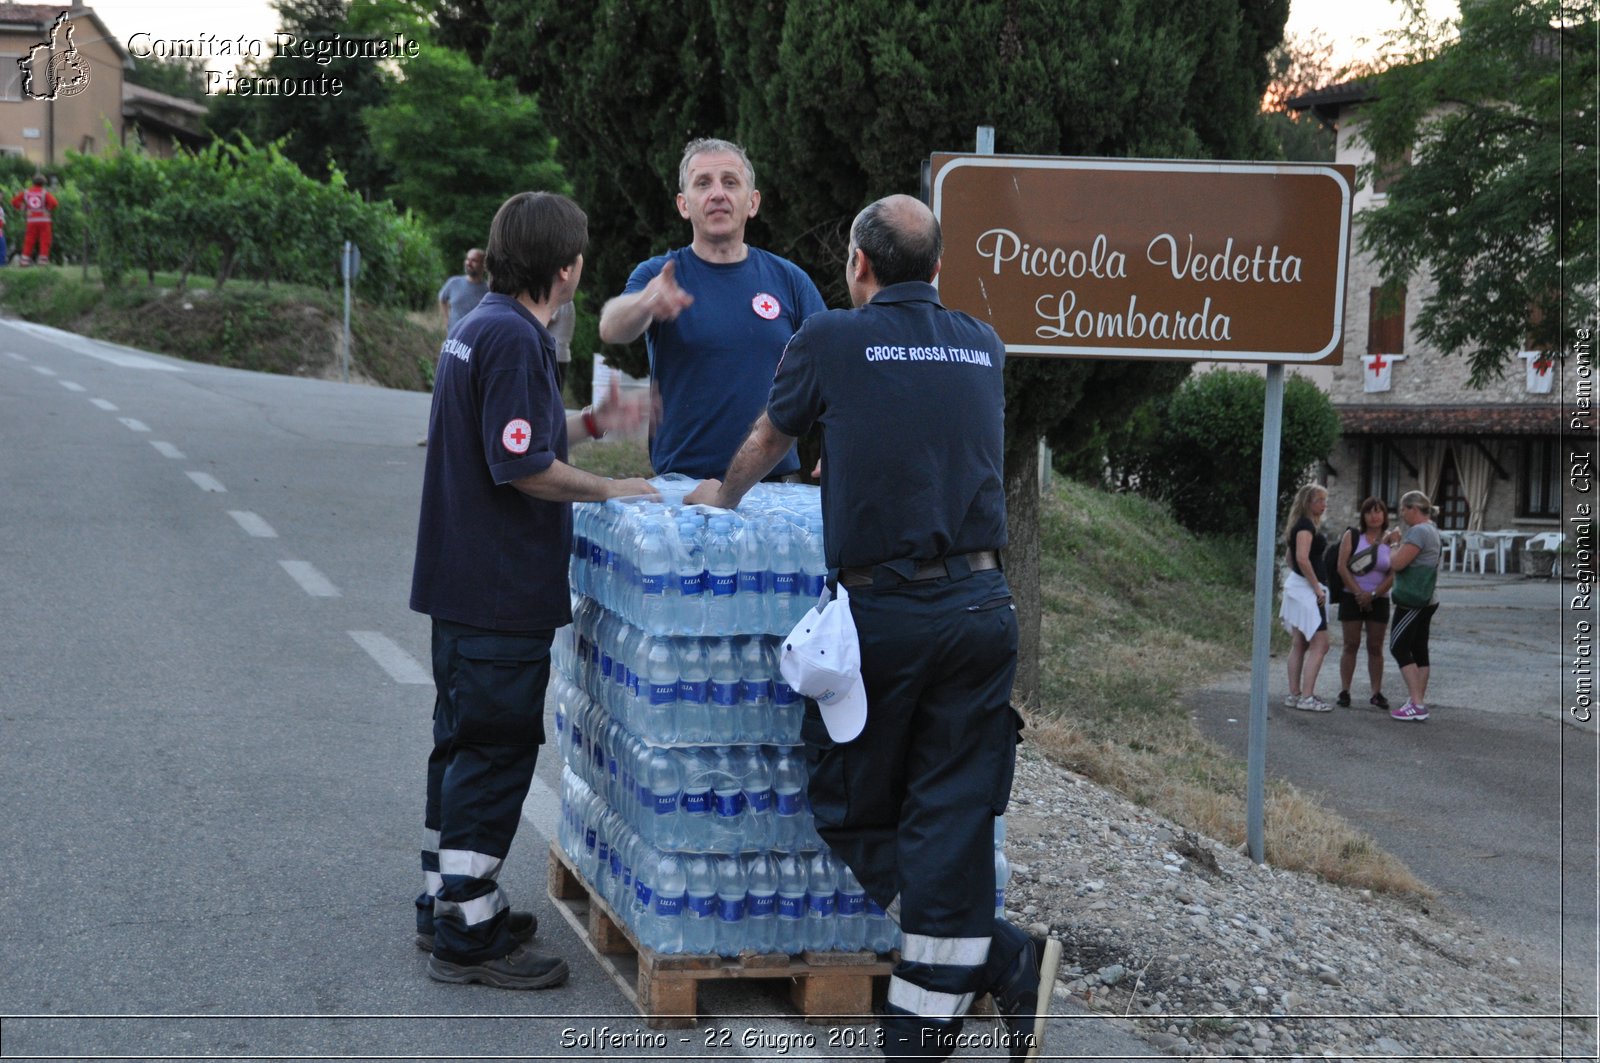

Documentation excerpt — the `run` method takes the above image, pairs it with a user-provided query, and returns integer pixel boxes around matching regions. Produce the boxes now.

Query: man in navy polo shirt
[598,137,826,479]
[410,191,652,991]
[687,195,1056,1060]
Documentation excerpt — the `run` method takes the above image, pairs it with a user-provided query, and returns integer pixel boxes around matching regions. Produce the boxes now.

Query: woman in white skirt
[1278,482,1332,711]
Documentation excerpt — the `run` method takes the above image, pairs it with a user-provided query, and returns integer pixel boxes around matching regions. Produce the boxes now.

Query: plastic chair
[1522,532,1564,578]
[1436,531,1461,573]
[1463,532,1500,575]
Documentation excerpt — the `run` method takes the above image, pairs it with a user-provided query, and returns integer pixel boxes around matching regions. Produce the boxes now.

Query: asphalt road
[0,320,1155,1061]
[1189,574,1599,1005]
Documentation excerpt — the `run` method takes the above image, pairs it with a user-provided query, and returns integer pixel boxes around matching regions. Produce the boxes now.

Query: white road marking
[4,351,25,362]
[2,320,183,370]
[227,510,278,538]
[118,417,150,433]
[348,631,431,684]
[58,380,85,392]
[90,398,118,411]
[185,471,226,493]
[150,441,185,460]
[279,560,339,598]
[31,365,56,377]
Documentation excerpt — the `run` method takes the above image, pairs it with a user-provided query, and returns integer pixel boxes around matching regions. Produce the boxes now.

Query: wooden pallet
[548,843,894,1029]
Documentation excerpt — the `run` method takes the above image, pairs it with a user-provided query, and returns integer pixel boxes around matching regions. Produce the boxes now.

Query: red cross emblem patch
[752,292,781,320]
[502,418,532,454]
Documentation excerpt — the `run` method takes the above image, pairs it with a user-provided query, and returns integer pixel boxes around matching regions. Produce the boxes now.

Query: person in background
[548,300,575,396]
[1334,497,1394,711]
[1278,482,1332,712]
[598,137,826,479]
[11,173,55,267]
[1386,490,1443,722]
[409,192,652,991]
[438,247,489,329]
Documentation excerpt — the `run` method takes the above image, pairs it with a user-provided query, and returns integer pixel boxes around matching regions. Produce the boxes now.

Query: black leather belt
[837,550,1001,588]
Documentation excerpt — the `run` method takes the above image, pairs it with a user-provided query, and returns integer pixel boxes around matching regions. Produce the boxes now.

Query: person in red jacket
[12,174,57,266]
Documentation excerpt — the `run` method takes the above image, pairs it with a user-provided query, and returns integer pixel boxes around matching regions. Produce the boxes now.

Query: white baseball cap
[778,584,867,743]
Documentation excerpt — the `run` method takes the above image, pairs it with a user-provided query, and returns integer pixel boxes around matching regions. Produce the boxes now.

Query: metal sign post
[340,241,361,384]
[1247,364,1285,863]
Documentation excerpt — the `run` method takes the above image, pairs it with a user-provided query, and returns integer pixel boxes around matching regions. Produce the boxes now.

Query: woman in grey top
[1387,490,1443,721]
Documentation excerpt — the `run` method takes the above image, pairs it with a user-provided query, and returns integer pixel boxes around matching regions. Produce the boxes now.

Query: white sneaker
[1296,695,1332,712]
[1283,693,1301,707]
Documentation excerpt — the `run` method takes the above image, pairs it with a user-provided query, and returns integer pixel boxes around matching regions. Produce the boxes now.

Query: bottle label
[681,791,710,816]
[687,893,716,918]
[807,892,836,917]
[864,897,886,917]
[589,542,602,566]
[604,548,617,571]
[718,897,746,921]
[608,755,618,781]
[628,671,641,697]
[597,840,609,864]
[640,573,668,596]
[679,680,708,705]
[777,895,804,920]
[654,892,682,918]
[748,893,776,918]
[638,783,652,809]
[599,652,613,679]
[714,791,746,817]
[741,678,774,703]
[776,791,803,816]
[772,571,799,596]
[678,572,705,596]
[572,726,584,752]
[711,573,737,597]
[745,788,774,813]
[773,681,799,706]
[711,681,740,707]
[621,865,633,888]
[994,889,1004,910]
[649,681,678,706]
[738,570,766,594]
[584,828,596,853]
[654,792,679,816]
[635,880,654,907]
[804,573,827,597]
[838,892,865,916]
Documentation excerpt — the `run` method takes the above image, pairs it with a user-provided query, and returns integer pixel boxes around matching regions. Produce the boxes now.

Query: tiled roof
[1285,78,1377,113]
[1335,404,1564,436]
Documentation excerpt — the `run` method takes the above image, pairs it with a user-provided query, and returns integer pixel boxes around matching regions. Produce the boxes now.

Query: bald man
[439,248,489,328]
[687,195,1057,1061]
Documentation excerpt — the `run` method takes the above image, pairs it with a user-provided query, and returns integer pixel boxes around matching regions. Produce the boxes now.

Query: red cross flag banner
[929,155,1354,363]
[1361,353,1404,392]
[1520,351,1555,394]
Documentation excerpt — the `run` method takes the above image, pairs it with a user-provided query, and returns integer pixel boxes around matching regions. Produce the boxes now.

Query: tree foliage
[1260,32,1339,162]
[126,55,210,102]
[1356,0,1596,384]
[1127,369,1341,535]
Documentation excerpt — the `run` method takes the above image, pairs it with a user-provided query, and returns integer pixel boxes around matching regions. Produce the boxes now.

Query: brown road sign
[930,154,1355,363]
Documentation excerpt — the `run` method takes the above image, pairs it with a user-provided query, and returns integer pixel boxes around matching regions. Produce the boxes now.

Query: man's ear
[851,247,871,284]
[675,192,691,221]
[748,188,762,218]
[930,258,941,282]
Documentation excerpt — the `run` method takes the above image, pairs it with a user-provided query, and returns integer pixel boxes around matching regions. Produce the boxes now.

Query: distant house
[122,80,205,157]
[1287,79,1564,536]
[0,4,131,164]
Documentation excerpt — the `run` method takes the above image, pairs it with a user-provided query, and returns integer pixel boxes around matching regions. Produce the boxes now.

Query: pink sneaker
[1390,701,1429,722]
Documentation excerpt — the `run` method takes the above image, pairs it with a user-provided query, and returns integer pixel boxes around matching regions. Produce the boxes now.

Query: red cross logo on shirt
[1367,353,1389,375]
[752,292,781,320]
[501,418,533,454]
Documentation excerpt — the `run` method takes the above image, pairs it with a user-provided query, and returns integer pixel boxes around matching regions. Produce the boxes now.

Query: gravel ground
[1003,750,1596,1061]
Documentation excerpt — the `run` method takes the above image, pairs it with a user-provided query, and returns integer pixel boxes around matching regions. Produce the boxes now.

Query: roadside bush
[1125,368,1340,535]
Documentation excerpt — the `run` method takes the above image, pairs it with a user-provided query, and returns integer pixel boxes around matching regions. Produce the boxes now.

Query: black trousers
[416,618,552,963]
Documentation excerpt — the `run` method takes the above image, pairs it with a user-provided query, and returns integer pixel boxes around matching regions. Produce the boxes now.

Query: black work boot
[991,929,1061,1061]
[416,909,537,953]
[426,941,569,990]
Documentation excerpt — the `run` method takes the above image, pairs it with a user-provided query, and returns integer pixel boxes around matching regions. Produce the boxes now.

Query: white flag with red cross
[1361,353,1405,393]
[1520,351,1555,394]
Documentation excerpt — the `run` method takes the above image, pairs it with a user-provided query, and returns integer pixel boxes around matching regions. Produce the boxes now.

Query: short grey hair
[678,137,755,192]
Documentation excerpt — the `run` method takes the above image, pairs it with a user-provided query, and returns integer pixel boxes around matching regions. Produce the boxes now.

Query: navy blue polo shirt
[625,246,825,479]
[410,293,573,631]
[766,281,1007,569]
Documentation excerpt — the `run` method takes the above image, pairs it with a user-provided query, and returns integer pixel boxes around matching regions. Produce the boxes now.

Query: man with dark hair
[598,137,825,479]
[410,191,652,991]
[11,173,56,267]
[687,194,1058,1060]
[437,248,489,328]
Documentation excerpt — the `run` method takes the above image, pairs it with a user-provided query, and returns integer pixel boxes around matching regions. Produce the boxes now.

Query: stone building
[0,4,129,164]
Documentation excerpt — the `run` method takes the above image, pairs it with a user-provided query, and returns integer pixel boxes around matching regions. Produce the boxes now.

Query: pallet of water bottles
[570,478,828,638]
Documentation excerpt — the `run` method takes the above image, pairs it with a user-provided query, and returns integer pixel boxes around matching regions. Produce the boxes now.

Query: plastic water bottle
[800,515,828,604]
[773,745,806,852]
[775,851,808,955]
[772,659,803,745]
[673,519,707,634]
[641,635,679,744]
[677,749,713,851]
[714,854,748,957]
[994,815,1011,919]
[735,516,768,632]
[637,517,674,633]
[610,822,633,914]
[864,893,897,954]
[705,518,738,633]
[552,677,571,768]
[651,852,686,954]
[682,854,718,955]
[740,747,775,850]
[767,518,801,631]
[645,746,681,849]
[707,636,741,745]
[744,851,778,954]
[675,638,710,744]
[738,637,775,743]
[805,849,837,952]
[836,862,867,951]
[709,746,747,854]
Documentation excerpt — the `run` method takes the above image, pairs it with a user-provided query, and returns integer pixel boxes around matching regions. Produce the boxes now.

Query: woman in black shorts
[1333,496,1394,709]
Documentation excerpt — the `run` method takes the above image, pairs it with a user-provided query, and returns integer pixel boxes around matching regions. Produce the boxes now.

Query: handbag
[1392,562,1437,608]
[1348,538,1379,577]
